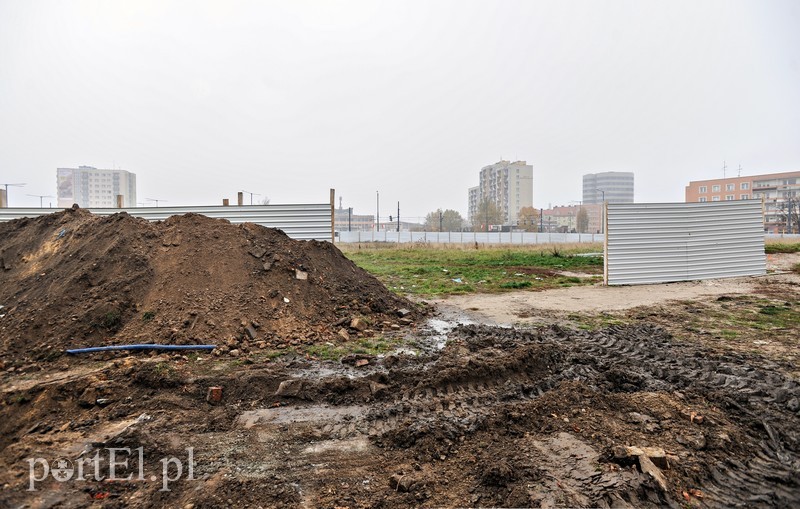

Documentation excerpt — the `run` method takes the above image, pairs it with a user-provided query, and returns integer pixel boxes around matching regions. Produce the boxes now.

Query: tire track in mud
[554,324,800,507]
[254,323,798,507]
[360,324,799,507]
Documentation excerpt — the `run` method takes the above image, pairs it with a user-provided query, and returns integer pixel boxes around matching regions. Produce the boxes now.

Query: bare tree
[474,199,503,231]
[517,206,540,232]
[576,207,589,233]
[424,209,465,231]
[259,196,271,205]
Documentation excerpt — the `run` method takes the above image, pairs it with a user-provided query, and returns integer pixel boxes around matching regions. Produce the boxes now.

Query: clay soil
[0,213,798,508]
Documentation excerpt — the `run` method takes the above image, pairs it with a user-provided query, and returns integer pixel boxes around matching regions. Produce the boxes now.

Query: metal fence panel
[605,201,766,285]
[336,231,602,244]
[0,204,333,241]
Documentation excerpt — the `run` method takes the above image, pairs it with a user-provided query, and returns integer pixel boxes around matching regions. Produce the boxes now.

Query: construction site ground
[1,215,798,508]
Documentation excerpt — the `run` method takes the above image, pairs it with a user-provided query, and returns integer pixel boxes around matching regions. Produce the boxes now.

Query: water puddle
[302,437,371,455]
[237,405,364,428]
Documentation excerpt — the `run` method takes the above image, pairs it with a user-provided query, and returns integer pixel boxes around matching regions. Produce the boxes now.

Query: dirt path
[432,254,800,325]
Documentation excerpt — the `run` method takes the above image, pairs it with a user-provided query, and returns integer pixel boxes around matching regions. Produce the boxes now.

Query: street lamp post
[596,188,606,234]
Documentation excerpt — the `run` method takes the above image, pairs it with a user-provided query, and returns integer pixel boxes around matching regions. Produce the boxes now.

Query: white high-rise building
[468,160,533,226]
[56,166,137,208]
[583,172,634,204]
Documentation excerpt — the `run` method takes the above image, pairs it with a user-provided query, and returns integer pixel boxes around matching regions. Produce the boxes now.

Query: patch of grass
[100,310,122,331]
[142,310,156,322]
[765,243,800,254]
[304,337,397,360]
[344,245,603,296]
[500,281,532,289]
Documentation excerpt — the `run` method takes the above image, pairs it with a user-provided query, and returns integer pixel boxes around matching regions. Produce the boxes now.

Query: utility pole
[397,202,400,232]
[596,188,606,234]
[439,211,443,232]
[241,190,260,205]
[348,207,352,232]
[2,183,26,206]
[376,191,379,231]
[27,194,54,208]
[146,198,167,207]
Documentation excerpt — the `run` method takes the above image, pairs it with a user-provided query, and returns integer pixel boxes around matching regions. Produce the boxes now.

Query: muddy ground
[1,239,799,507]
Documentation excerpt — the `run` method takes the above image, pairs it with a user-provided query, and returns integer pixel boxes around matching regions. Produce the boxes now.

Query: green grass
[344,246,603,296]
[304,337,397,360]
[765,242,800,254]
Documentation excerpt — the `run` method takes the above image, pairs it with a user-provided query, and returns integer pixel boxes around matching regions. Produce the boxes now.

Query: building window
[726,183,735,191]
[740,194,749,200]
[741,182,749,190]
[712,185,720,192]
[712,196,720,201]
[725,195,734,200]
[699,186,707,193]
[699,197,707,202]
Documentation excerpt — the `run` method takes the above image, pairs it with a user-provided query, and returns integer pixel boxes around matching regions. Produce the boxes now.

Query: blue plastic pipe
[66,344,216,355]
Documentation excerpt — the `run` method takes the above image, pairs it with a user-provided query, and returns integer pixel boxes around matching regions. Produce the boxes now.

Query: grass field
[341,243,604,296]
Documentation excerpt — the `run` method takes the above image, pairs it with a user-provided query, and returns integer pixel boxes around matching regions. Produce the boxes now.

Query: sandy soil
[432,253,800,325]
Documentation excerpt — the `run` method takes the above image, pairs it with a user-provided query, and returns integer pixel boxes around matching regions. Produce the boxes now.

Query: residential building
[0,189,6,208]
[467,186,479,226]
[540,204,602,234]
[56,166,137,208]
[334,207,374,232]
[467,160,533,227]
[583,172,634,204]
[685,170,800,233]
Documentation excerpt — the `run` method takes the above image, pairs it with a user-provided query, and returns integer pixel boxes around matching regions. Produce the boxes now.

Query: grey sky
[1,0,798,221]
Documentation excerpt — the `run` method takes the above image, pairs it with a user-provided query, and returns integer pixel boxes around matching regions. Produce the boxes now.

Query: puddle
[237,405,364,428]
[302,437,371,455]
[422,314,475,349]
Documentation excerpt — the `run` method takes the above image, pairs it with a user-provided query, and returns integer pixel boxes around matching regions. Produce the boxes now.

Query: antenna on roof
[738,164,742,177]
[723,160,727,178]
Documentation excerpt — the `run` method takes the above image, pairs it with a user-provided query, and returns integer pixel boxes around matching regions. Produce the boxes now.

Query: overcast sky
[1,0,798,221]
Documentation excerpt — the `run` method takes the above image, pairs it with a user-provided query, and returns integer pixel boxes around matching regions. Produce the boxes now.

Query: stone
[206,387,223,404]
[295,269,308,280]
[613,445,669,470]
[262,260,273,271]
[249,246,267,258]
[229,349,241,357]
[355,359,369,367]
[275,379,304,398]
[389,474,414,492]
[338,328,350,341]
[396,308,412,317]
[399,318,413,326]
[350,317,368,331]
[244,324,257,340]
[639,455,668,492]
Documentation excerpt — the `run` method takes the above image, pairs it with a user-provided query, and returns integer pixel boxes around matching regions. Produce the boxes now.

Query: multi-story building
[56,166,137,208]
[467,160,533,227]
[583,172,634,204]
[540,204,602,234]
[467,186,479,225]
[334,207,375,232]
[685,170,800,233]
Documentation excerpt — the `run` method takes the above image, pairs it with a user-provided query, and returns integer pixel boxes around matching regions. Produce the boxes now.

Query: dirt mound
[0,208,417,362]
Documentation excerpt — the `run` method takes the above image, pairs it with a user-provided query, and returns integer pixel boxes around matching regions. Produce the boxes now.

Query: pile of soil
[0,207,417,363]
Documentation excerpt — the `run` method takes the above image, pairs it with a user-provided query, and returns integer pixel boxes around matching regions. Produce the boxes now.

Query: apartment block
[57,166,137,208]
[467,160,533,227]
[685,170,800,233]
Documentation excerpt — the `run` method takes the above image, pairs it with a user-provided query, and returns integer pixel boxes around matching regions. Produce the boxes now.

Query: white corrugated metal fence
[0,203,333,241]
[605,201,766,285]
